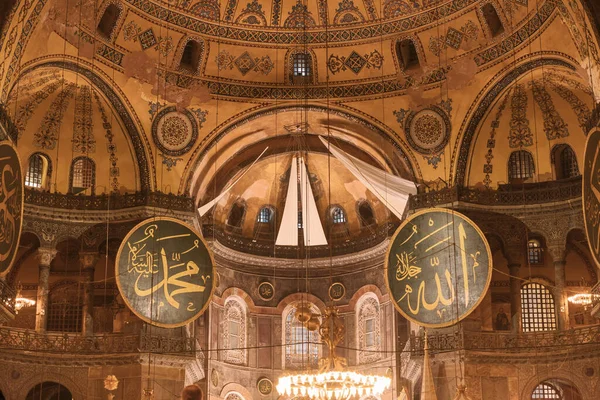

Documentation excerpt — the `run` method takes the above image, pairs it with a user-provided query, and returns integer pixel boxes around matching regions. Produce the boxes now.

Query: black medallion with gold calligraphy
[584,129,600,268]
[0,142,23,277]
[385,208,492,328]
[116,217,215,328]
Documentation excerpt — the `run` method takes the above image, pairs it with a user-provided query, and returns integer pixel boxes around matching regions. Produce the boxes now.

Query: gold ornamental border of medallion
[115,216,215,328]
[0,141,23,278]
[583,128,600,268]
[384,207,492,328]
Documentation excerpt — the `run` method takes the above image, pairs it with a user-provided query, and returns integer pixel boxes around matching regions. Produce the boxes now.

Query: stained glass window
[521,283,557,332]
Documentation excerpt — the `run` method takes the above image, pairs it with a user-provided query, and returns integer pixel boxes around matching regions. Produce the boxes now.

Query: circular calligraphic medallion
[385,208,492,328]
[328,282,346,301]
[152,107,198,156]
[0,142,23,277]
[583,129,600,268]
[258,281,274,301]
[257,377,273,395]
[115,217,214,328]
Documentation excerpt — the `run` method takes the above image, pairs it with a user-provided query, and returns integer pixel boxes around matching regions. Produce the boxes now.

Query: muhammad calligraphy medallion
[0,142,23,277]
[584,128,600,268]
[116,217,214,328]
[385,208,492,328]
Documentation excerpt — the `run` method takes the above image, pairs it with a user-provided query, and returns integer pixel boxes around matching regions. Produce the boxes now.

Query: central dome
[152,0,450,29]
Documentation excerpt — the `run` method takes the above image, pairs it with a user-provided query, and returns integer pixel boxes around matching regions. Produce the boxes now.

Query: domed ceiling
[155,0,449,28]
[466,67,595,188]
[6,68,142,194]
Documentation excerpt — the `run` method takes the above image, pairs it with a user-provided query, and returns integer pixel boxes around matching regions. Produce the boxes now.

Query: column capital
[36,248,57,268]
[547,244,567,263]
[79,251,99,270]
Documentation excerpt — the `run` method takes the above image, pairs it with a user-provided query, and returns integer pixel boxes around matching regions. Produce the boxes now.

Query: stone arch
[182,104,420,199]
[521,373,591,400]
[18,374,84,400]
[10,57,155,191]
[453,56,579,186]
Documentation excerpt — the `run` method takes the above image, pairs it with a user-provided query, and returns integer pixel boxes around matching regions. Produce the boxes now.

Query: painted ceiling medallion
[404,106,451,154]
[152,107,198,156]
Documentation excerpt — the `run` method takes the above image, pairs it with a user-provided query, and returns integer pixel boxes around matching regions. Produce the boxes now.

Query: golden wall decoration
[584,128,600,268]
[0,141,22,277]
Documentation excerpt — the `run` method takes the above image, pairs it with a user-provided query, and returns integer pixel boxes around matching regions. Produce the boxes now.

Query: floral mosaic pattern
[14,79,63,136]
[328,50,383,74]
[545,78,591,130]
[93,92,120,192]
[429,20,480,56]
[508,84,532,148]
[529,80,569,140]
[34,83,76,150]
[72,86,96,153]
[216,50,275,75]
[284,0,316,28]
[483,93,510,187]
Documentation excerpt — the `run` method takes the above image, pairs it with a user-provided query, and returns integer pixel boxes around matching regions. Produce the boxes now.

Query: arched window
[222,297,247,365]
[70,157,95,194]
[284,303,320,369]
[25,153,50,189]
[358,201,376,227]
[47,281,82,332]
[331,207,346,224]
[521,283,557,332]
[97,3,121,40]
[356,294,381,364]
[528,239,543,265]
[227,201,246,229]
[396,39,419,71]
[532,382,562,399]
[482,3,504,37]
[291,52,313,84]
[553,145,579,179]
[179,40,203,73]
[257,206,273,223]
[508,150,535,182]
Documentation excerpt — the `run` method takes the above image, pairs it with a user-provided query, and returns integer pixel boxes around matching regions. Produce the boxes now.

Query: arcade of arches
[0,0,599,399]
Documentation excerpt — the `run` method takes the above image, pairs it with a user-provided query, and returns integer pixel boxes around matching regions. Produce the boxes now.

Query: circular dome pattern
[404,107,451,154]
[152,107,198,156]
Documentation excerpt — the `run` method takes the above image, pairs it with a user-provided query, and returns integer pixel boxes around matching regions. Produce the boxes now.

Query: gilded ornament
[258,281,274,300]
[0,141,23,277]
[257,377,273,395]
[328,282,346,301]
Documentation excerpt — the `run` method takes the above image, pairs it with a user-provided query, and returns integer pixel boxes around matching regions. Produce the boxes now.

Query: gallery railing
[410,325,600,355]
[409,176,582,209]
[24,189,195,212]
[591,282,600,318]
[0,326,196,355]
[0,279,16,314]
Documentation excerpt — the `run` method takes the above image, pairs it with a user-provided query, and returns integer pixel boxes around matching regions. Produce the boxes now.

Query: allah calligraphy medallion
[0,142,23,277]
[584,129,600,268]
[385,208,492,328]
[116,217,215,327]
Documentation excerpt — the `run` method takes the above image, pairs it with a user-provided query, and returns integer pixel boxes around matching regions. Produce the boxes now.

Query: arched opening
[26,381,73,400]
[508,150,535,183]
[396,39,419,71]
[70,157,95,194]
[254,205,275,239]
[291,52,312,84]
[0,0,17,37]
[527,238,544,265]
[531,378,583,400]
[327,205,349,238]
[97,4,121,40]
[180,40,203,73]
[25,153,51,189]
[227,201,246,231]
[552,144,580,180]
[482,3,504,37]
[521,282,557,332]
[357,200,376,227]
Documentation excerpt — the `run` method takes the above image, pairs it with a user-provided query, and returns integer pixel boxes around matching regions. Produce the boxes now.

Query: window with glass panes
[332,207,346,224]
[532,382,562,399]
[25,154,45,188]
[257,207,272,223]
[365,317,375,347]
[293,53,311,77]
[508,150,535,181]
[285,307,319,368]
[560,146,579,179]
[71,157,94,190]
[521,283,557,332]
[528,239,543,264]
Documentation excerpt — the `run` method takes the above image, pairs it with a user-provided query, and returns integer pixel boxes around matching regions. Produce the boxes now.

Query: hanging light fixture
[276,307,391,400]
[567,293,593,306]
[14,283,35,313]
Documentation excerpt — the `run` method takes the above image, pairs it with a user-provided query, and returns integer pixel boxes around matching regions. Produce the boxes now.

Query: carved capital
[79,252,100,269]
[547,245,567,263]
[36,248,57,268]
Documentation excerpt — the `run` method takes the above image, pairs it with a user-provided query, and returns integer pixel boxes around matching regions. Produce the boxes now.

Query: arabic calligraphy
[116,217,214,327]
[0,143,23,276]
[584,129,600,268]
[385,208,492,328]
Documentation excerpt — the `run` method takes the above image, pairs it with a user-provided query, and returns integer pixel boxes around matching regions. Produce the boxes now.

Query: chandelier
[567,293,593,306]
[14,283,35,313]
[276,306,391,400]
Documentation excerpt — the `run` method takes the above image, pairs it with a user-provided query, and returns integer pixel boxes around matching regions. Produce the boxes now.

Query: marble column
[35,247,57,332]
[508,263,522,333]
[548,245,569,330]
[80,251,99,336]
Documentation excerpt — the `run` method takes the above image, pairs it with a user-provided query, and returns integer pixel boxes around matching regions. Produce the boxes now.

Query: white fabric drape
[197,147,269,217]
[275,156,299,246]
[319,137,417,219]
[299,157,328,246]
